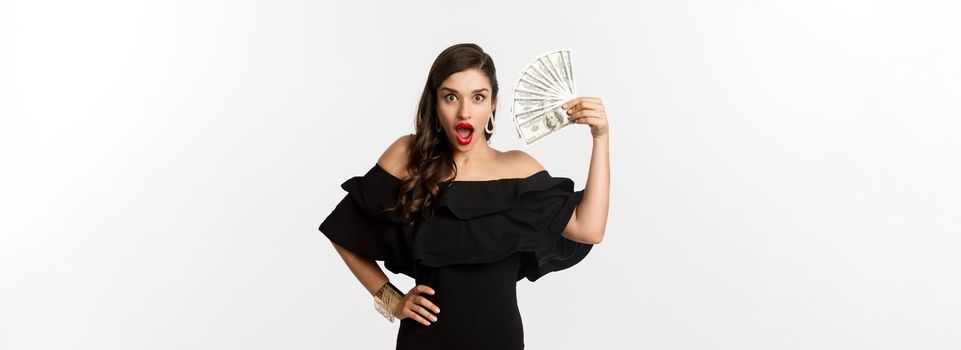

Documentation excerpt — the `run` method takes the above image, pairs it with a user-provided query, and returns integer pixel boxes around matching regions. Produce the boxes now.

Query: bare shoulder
[502,150,545,178]
[377,134,413,180]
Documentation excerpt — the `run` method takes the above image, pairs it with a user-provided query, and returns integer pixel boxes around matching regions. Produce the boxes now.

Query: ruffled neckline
[372,163,549,185]
[366,163,576,220]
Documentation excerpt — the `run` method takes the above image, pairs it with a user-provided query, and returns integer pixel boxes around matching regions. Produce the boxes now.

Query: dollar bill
[546,50,574,95]
[512,97,568,116]
[514,105,573,145]
[512,99,566,125]
[561,50,576,95]
[542,53,572,95]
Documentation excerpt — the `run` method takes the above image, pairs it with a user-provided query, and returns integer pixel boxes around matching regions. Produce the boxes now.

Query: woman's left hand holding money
[563,97,608,139]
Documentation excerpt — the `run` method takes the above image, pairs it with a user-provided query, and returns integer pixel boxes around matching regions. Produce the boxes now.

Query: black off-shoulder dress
[319,163,593,349]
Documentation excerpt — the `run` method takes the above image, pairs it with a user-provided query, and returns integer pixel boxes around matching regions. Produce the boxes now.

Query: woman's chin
[451,142,472,151]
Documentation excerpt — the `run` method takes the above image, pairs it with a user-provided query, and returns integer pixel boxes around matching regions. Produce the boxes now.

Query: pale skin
[329,68,610,326]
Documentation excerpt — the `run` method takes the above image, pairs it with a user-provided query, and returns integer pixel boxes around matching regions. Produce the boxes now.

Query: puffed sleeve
[509,177,592,282]
[318,164,415,278]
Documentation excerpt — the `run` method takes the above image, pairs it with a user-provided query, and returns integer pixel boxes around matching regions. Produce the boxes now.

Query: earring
[435,120,442,132]
[485,113,495,134]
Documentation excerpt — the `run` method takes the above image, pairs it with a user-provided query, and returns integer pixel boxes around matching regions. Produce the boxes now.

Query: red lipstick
[454,122,474,145]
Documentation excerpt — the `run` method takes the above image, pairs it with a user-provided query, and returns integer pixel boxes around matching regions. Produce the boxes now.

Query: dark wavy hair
[387,43,499,223]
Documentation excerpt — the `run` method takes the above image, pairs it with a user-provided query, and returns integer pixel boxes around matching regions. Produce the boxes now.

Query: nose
[458,102,471,120]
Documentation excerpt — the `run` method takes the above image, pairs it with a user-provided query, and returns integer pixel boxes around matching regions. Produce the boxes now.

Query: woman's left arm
[561,97,610,244]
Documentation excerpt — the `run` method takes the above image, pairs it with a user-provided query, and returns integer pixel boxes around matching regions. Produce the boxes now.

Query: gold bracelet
[373,281,403,322]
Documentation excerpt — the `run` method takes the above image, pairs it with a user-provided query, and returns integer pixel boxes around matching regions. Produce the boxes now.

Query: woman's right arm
[328,133,440,325]
[330,241,390,296]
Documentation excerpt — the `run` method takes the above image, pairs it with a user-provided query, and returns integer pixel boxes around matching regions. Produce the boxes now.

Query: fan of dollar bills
[510,49,578,146]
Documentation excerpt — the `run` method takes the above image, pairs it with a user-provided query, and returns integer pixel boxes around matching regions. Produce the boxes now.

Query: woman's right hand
[392,284,440,326]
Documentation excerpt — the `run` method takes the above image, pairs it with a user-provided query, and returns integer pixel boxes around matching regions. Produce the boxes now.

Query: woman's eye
[474,95,485,102]
[445,94,457,102]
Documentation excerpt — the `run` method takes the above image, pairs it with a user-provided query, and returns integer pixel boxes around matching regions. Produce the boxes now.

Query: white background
[2,0,960,349]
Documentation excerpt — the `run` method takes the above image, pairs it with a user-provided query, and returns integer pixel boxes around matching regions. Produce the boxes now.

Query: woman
[319,43,610,349]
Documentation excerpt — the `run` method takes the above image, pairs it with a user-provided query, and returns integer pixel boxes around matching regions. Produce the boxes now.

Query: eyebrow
[439,87,490,94]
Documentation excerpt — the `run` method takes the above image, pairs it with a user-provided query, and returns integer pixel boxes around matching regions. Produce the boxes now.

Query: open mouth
[454,122,474,145]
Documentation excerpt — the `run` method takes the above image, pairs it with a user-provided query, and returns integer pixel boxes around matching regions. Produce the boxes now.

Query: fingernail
[566,110,571,115]
[562,104,567,108]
